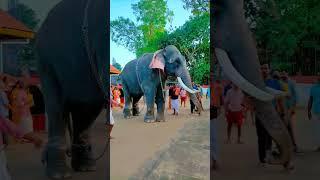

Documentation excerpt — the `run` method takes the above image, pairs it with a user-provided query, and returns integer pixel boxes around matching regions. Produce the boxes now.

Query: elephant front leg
[39,67,72,179]
[155,86,165,122]
[144,87,156,123]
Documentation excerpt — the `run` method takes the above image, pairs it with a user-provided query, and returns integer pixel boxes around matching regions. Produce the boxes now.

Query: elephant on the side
[213,0,294,168]
[36,0,108,179]
[120,45,203,122]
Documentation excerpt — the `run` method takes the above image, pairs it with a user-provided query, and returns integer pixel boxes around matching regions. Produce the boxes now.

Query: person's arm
[0,116,43,148]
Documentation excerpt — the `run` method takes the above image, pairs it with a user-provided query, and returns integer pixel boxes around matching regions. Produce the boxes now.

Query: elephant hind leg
[70,101,104,172]
[132,96,142,116]
[122,82,132,118]
[38,62,72,179]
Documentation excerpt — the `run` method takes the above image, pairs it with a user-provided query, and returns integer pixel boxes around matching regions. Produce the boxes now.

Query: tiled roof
[0,9,34,39]
[110,65,121,74]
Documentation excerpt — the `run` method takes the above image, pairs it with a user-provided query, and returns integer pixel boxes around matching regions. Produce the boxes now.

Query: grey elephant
[35,0,108,179]
[120,45,203,122]
[213,0,294,168]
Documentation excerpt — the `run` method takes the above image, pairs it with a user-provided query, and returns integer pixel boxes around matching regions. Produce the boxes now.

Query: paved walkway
[213,108,320,180]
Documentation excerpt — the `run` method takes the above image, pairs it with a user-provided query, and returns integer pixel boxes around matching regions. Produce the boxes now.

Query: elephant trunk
[177,69,203,113]
[254,100,294,166]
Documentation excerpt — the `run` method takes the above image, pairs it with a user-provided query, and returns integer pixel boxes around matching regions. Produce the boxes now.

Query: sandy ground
[4,97,210,180]
[213,108,320,180]
[111,97,210,180]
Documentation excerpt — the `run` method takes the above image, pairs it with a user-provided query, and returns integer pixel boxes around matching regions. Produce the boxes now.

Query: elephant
[120,45,203,123]
[35,0,108,179]
[213,0,294,168]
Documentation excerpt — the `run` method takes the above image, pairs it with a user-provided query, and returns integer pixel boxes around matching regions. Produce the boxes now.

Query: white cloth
[19,116,33,133]
[224,88,244,112]
[109,110,115,125]
[171,99,179,112]
[0,150,11,180]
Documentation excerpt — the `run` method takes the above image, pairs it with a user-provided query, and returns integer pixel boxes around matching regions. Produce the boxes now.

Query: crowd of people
[167,82,205,115]
[0,74,44,179]
[211,64,320,171]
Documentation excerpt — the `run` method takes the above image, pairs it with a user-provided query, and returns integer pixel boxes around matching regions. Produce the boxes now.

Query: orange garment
[113,89,120,100]
[10,88,32,125]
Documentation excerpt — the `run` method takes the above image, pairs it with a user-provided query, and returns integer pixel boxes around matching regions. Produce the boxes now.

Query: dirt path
[111,98,210,180]
[213,108,320,180]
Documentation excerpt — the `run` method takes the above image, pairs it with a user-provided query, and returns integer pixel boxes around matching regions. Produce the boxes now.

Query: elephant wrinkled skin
[121,45,203,123]
[36,0,108,179]
[213,0,294,167]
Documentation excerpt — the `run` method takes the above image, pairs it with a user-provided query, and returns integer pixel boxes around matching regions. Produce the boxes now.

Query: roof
[0,10,34,39]
[110,65,121,74]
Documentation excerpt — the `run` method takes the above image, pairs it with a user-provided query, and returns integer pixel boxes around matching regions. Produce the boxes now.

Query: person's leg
[0,150,11,180]
[211,117,218,170]
[256,117,267,163]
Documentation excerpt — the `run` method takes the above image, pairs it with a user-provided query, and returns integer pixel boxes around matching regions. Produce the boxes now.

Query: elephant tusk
[215,48,274,101]
[177,77,198,94]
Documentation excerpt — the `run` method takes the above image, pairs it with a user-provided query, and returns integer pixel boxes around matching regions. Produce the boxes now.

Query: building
[0,1,34,75]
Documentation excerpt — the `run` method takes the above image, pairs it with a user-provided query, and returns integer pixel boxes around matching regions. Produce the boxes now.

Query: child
[0,115,43,180]
[180,88,187,107]
[106,87,123,139]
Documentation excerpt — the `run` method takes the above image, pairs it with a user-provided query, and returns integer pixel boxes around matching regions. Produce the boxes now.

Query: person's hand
[308,111,312,120]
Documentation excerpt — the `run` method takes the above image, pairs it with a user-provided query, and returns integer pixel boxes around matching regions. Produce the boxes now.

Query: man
[308,76,320,151]
[224,83,245,144]
[213,80,223,114]
[280,71,302,153]
[171,85,180,115]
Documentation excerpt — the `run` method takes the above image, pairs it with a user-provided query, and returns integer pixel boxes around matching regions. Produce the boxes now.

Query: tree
[112,58,122,71]
[15,3,40,71]
[111,0,173,57]
[182,0,209,16]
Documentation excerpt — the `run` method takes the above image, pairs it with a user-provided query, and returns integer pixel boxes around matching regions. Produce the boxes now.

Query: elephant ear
[149,50,165,71]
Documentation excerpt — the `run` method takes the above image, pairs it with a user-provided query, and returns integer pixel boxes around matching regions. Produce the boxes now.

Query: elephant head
[149,45,203,113]
[213,0,294,167]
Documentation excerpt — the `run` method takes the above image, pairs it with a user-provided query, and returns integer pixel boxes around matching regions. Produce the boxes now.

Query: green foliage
[111,0,173,57]
[15,3,39,71]
[181,0,209,16]
[245,0,320,73]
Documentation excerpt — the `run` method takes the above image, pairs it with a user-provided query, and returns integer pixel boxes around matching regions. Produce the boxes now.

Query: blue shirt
[310,83,320,114]
[265,78,282,107]
[285,80,297,108]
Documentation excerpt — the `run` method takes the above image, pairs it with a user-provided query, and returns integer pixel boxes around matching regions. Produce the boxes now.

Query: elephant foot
[132,107,140,116]
[71,144,96,172]
[144,114,155,123]
[44,147,72,179]
[156,113,165,122]
[123,108,132,119]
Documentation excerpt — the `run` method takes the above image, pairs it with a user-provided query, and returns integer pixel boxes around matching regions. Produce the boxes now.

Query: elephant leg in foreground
[39,64,72,179]
[70,103,103,172]
[143,86,156,123]
[155,86,165,122]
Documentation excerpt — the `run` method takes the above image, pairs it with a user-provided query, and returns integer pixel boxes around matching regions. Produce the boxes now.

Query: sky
[110,0,192,67]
